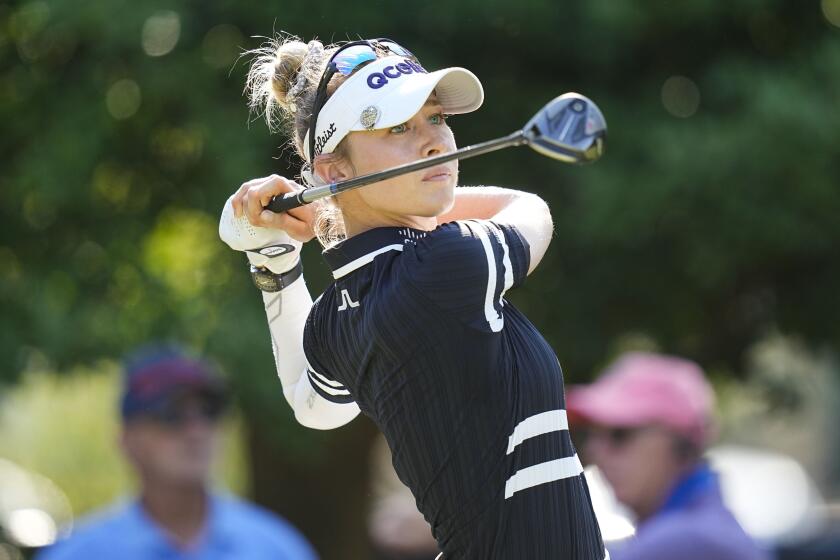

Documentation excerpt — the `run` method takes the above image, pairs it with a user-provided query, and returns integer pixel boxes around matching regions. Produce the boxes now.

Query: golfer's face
[344,94,458,219]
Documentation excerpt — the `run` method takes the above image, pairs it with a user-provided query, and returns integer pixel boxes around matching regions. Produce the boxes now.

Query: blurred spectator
[368,435,439,560]
[35,344,317,560]
[567,352,768,560]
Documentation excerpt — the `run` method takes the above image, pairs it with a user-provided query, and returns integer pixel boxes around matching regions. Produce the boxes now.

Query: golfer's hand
[220,175,314,274]
[231,175,315,243]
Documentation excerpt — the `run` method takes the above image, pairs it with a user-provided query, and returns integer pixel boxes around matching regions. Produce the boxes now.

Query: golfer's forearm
[437,186,525,223]
[261,276,313,406]
[261,277,362,428]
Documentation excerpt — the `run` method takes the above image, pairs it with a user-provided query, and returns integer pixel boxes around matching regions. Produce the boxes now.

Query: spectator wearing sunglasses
[219,34,605,560]
[567,352,768,560]
[35,345,317,560]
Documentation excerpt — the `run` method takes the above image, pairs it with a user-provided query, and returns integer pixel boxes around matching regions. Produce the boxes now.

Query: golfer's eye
[429,113,448,125]
[389,123,408,134]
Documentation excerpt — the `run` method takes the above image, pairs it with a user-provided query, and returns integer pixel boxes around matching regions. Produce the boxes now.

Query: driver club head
[523,93,607,164]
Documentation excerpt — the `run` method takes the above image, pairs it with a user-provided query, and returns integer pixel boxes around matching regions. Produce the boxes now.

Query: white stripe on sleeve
[307,368,351,397]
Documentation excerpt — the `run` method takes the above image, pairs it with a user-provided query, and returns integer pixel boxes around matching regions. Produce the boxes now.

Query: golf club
[266,92,607,214]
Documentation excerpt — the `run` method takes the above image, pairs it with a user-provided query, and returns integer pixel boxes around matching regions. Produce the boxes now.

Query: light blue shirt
[35,494,318,560]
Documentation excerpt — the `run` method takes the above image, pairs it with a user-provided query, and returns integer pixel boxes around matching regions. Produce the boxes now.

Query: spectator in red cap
[36,344,317,560]
[567,352,769,560]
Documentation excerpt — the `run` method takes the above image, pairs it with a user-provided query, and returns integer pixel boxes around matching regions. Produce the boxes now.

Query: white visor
[303,55,484,163]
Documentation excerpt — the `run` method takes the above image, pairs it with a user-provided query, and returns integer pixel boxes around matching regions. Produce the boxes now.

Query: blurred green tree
[1,0,839,557]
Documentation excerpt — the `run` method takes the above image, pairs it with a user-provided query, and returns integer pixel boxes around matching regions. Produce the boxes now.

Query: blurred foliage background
[1,0,839,558]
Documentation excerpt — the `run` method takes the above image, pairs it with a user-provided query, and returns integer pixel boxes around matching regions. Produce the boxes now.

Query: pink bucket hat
[566,352,716,446]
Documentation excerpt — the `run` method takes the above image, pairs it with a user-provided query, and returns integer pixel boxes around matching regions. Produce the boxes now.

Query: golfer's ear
[313,152,352,184]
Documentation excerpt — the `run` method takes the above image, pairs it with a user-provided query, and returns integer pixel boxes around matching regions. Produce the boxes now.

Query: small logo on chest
[337,289,360,311]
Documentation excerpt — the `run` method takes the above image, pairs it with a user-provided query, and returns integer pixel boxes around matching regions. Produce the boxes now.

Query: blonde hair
[245,33,358,247]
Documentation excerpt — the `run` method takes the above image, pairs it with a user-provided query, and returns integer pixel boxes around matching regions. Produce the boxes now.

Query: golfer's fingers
[231,176,275,218]
[286,204,318,242]
[287,204,315,226]
[254,195,317,242]
[242,176,299,226]
[256,208,316,242]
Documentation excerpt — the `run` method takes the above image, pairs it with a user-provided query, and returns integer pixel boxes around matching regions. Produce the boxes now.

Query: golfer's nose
[421,123,448,158]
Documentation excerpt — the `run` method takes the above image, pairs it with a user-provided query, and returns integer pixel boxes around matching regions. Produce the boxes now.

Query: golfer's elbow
[294,407,338,430]
[506,192,552,273]
[292,392,361,430]
[527,192,553,233]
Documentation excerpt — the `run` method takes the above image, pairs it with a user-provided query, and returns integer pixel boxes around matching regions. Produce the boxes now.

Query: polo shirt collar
[656,462,719,516]
[127,494,235,554]
[323,226,430,279]
[125,500,166,550]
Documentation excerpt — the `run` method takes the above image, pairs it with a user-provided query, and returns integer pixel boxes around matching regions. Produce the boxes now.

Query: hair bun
[245,36,324,131]
[271,40,311,112]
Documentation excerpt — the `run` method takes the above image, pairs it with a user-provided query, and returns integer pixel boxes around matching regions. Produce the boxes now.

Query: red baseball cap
[566,352,715,446]
[120,344,227,421]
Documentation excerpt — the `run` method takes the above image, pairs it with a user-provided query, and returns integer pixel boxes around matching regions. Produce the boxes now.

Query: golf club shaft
[267,130,528,213]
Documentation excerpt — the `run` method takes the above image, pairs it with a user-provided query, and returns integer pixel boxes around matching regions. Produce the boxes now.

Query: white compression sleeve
[262,275,360,430]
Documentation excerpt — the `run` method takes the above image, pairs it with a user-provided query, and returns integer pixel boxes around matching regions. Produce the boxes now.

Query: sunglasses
[307,38,418,163]
[143,397,226,429]
[578,425,650,449]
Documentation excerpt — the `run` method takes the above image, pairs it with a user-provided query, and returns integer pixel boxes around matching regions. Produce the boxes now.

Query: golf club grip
[266,191,305,213]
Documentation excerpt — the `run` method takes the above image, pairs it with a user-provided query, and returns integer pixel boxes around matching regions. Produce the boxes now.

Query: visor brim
[348,66,484,131]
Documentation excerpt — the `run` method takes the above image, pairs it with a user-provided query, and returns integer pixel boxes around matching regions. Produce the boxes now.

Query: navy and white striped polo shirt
[303,220,605,559]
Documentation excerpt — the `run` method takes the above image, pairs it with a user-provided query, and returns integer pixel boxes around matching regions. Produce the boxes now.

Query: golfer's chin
[414,181,455,218]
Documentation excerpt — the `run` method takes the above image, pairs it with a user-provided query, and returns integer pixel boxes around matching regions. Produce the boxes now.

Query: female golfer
[220,36,606,559]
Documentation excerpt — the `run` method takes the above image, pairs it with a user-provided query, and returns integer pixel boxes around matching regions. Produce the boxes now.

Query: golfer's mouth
[421,167,452,182]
